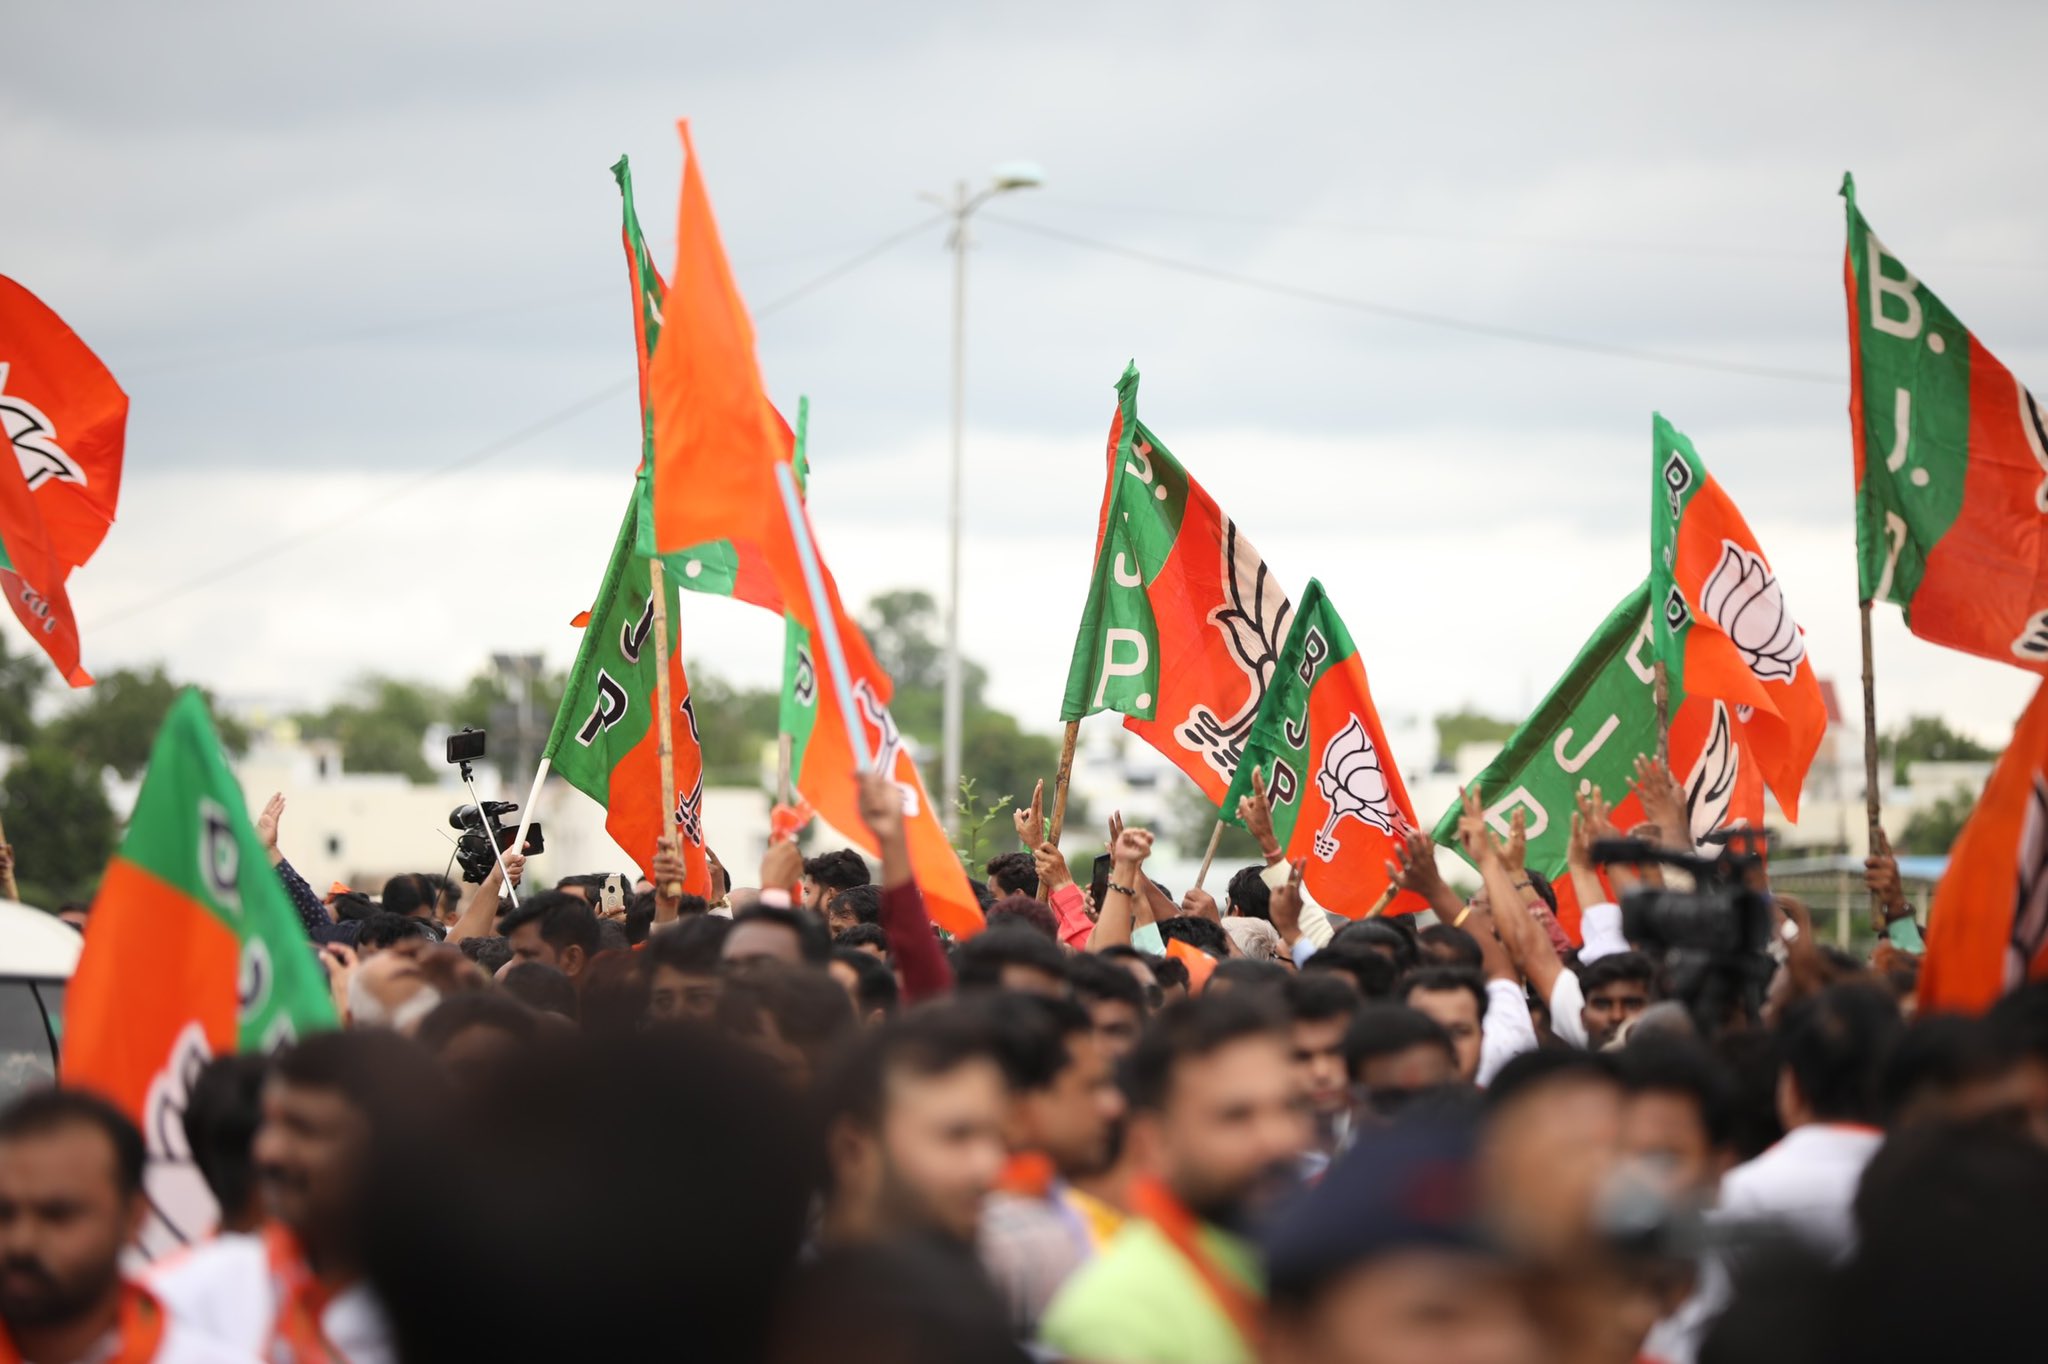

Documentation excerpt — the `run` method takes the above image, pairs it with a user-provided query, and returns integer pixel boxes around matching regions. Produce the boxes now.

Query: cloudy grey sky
[8,0,2048,756]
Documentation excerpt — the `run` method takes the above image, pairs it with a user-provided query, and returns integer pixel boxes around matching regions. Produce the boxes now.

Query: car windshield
[0,980,57,1107]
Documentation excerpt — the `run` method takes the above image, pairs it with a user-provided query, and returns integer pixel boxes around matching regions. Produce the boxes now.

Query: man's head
[646,915,731,1023]
[1157,915,1233,962]
[0,1090,145,1332]
[1285,973,1362,1120]
[835,922,890,960]
[1881,1013,2047,1139]
[1344,1005,1460,1121]
[1098,946,1165,1013]
[1396,968,1488,1085]
[1207,958,1291,997]
[356,910,435,955]
[1303,943,1398,1001]
[717,963,857,1089]
[723,905,831,974]
[498,891,602,982]
[1778,982,1902,1130]
[1478,1051,1624,1265]
[1125,992,1310,1228]
[1578,952,1656,1050]
[257,1030,444,1263]
[1612,1035,1737,1204]
[984,895,1058,942]
[1066,953,1147,1060]
[416,993,540,1096]
[983,851,1039,900]
[181,1054,270,1234]
[499,962,578,1021]
[381,873,442,921]
[952,926,1067,998]
[830,948,900,1026]
[1330,920,1418,974]
[826,885,882,940]
[1225,864,1271,922]
[818,1002,1008,1246]
[803,849,871,913]
[981,994,1123,1180]
[1416,924,1484,972]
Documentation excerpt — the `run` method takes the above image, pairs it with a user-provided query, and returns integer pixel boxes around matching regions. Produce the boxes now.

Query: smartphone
[446,728,487,764]
[496,821,544,856]
[1089,853,1113,916]
[600,873,626,916]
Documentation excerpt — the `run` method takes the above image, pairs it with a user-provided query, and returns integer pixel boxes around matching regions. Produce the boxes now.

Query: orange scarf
[994,1151,1057,1200]
[1129,1176,1263,1351]
[0,1281,166,1364]
[264,1224,345,1364]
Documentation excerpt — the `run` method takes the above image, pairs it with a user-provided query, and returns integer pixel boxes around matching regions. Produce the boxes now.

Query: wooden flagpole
[777,734,794,808]
[1652,660,1672,768]
[649,559,683,898]
[1363,882,1399,919]
[1192,820,1226,891]
[1860,598,1886,927]
[1048,721,1080,844]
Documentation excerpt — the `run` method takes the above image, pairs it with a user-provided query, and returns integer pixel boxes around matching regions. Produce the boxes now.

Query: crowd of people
[3,756,2046,1364]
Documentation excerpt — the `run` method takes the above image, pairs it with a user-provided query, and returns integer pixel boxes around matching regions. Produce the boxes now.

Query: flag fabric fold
[1844,174,2048,671]
[1650,414,1825,819]
[1222,579,1421,918]
[1060,364,1294,805]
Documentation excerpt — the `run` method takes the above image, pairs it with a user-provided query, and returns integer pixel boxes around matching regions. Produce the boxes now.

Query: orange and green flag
[1061,364,1294,805]
[544,477,713,893]
[1650,414,1826,819]
[0,276,128,686]
[1919,674,2048,1013]
[64,689,335,1248]
[1843,175,2048,670]
[1222,579,1421,919]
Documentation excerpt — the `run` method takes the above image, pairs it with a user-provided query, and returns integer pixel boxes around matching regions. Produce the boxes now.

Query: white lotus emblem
[1312,716,1398,860]
[0,362,87,491]
[1700,542,1805,682]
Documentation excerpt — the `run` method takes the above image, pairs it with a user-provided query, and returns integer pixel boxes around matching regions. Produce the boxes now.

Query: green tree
[1,745,116,908]
[862,590,989,744]
[1898,788,1976,856]
[689,669,782,788]
[1167,780,1262,864]
[295,676,447,781]
[1434,708,1517,758]
[1883,716,1997,785]
[46,667,248,779]
[0,633,45,747]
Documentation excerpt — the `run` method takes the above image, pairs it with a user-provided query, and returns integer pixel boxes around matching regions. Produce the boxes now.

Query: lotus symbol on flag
[0,363,87,491]
[1700,542,1805,682]
[1312,716,1397,861]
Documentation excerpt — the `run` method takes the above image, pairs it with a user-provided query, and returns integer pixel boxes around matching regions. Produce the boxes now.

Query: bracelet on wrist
[1107,883,1138,897]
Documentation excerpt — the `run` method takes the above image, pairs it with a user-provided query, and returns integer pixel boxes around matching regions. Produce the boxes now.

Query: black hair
[817,1000,1002,1134]
[1125,991,1290,1113]
[1483,1048,1617,1112]
[0,1088,146,1198]
[555,873,609,897]
[828,885,883,928]
[803,849,871,895]
[1067,953,1145,1012]
[457,934,513,978]
[1417,922,1484,971]
[831,947,899,1017]
[1156,915,1231,958]
[953,926,1067,991]
[1285,971,1362,1024]
[834,922,890,955]
[1330,919,1418,973]
[623,891,660,946]
[1523,867,1559,915]
[646,914,733,974]
[415,992,539,1055]
[357,911,435,951]
[1712,1028,1786,1163]
[1151,953,1191,994]
[1303,942,1399,1000]
[1397,965,1489,1023]
[498,891,601,961]
[968,879,996,911]
[767,1238,1018,1364]
[1343,1004,1456,1079]
[984,851,1039,900]
[1580,950,1657,995]
[1208,958,1290,994]
[1225,865,1271,922]
[985,894,1058,941]
[330,890,379,923]
[381,873,440,919]
[1988,979,2048,1060]
[273,1029,447,1133]
[717,962,856,1065]
[730,905,831,964]
[976,993,1093,1092]
[1613,1034,1737,1149]
[181,1054,269,1220]
[1879,1014,2019,1123]
[500,962,579,1020]
[1778,982,1901,1124]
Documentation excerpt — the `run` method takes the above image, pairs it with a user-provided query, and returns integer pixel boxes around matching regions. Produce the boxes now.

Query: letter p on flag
[1094,628,1151,710]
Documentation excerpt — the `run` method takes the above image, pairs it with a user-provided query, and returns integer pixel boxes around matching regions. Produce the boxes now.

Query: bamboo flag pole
[1048,720,1080,844]
[1192,820,1226,891]
[649,558,683,898]
[1652,660,1672,768]
[777,734,794,808]
[1860,598,1886,927]
[1363,881,1400,919]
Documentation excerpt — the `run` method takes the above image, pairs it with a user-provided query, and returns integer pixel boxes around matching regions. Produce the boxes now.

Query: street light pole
[938,163,1043,835]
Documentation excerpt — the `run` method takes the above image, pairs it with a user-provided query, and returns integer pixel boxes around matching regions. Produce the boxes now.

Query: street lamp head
[990,161,1046,193]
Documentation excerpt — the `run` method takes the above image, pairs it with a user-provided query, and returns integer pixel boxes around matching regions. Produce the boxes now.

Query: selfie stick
[457,753,520,908]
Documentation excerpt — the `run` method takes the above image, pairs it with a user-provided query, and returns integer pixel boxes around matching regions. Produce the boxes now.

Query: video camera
[442,727,543,883]
[1588,829,1776,1035]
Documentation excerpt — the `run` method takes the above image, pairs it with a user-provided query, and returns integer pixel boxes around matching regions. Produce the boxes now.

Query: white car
[0,899,81,1104]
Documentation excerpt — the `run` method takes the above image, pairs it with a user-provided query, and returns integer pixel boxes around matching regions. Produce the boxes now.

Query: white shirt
[148,1235,395,1364]
[1716,1123,1883,1259]
[1549,970,1590,1050]
[1476,978,1538,1087]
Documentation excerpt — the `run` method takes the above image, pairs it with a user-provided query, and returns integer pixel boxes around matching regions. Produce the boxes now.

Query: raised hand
[1033,841,1073,895]
[1866,829,1908,920]
[257,793,286,860]
[1456,786,1503,866]
[1236,766,1281,862]
[857,770,906,845]
[1504,807,1528,875]
[1632,755,1691,850]
[1181,885,1219,922]
[1014,780,1047,850]
[1386,828,1445,896]
[1112,826,1154,870]
[1269,858,1306,945]
[760,838,803,895]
